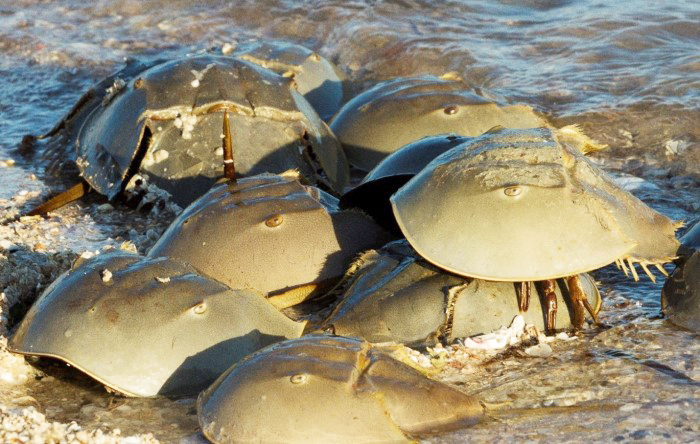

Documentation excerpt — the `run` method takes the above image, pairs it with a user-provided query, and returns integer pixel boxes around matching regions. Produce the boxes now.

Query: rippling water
[0,0,698,442]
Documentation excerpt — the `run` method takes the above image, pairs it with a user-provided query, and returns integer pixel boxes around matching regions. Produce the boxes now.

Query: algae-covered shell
[391,127,680,281]
[329,76,547,171]
[232,40,346,121]
[197,334,482,444]
[661,221,700,332]
[149,173,392,307]
[8,252,305,397]
[340,134,471,234]
[62,54,348,206]
[322,240,601,345]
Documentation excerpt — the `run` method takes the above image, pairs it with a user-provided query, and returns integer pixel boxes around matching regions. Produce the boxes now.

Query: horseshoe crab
[340,133,471,234]
[35,54,348,209]
[662,221,700,332]
[8,252,305,397]
[148,171,393,309]
[321,240,601,345]
[231,40,346,121]
[329,75,547,171]
[197,334,483,444]
[391,126,680,331]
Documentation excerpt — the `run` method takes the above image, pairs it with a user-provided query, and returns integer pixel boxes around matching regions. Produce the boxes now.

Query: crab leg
[540,279,558,333]
[518,281,531,312]
[222,110,236,182]
[565,275,598,328]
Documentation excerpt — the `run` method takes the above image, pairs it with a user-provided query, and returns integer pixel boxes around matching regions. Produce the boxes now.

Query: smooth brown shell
[391,127,680,281]
[8,253,305,397]
[197,335,482,443]
[329,76,547,171]
[662,221,700,332]
[149,173,392,303]
[232,39,346,121]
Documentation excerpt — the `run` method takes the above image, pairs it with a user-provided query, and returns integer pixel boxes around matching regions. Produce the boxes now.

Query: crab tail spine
[626,257,640,282]
[27,182,89,216]
[223,110,236,182]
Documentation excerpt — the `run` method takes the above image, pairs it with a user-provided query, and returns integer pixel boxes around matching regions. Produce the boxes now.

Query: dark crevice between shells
[300,130,335,197]
[120,126,152,193]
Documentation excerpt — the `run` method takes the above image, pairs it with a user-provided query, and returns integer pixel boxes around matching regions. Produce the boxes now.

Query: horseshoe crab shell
[232,40,346,121]
[148,172,393,308]
[662,250,700,332]
[197,334,483,444]
[662,221,700,332]
[48,54,348,206]
[8,252,305,397]
[322,240,601,345]
[329,76,547,171]
[391,126,681,282]
[340,134,471,234]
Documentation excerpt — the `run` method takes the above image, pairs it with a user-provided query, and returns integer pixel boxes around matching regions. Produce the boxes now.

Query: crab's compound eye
[192,302,207,315]
[504,186,522,197]
[443,105,459,115]
[265,214,284,228]
[290,374,307,384]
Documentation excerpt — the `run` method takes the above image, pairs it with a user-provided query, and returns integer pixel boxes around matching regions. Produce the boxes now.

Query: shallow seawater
[0,0,698,442]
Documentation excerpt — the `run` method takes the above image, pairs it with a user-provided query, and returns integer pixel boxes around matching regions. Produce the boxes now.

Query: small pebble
[524,343,552,358]
[630,429,650,440]
[101,269,113,283]
[146,228,160,241]
[620,403,642,412]
[221,42,235,54]
[97,203,114,212]
[0,240,16,251]
[0,372,15,383]
[555,332,577,341]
